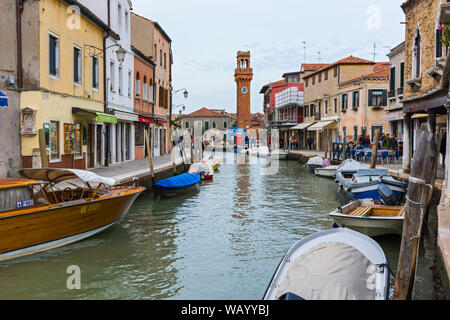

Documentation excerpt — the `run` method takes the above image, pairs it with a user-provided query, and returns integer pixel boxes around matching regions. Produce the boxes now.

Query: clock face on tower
[241,87,248,94]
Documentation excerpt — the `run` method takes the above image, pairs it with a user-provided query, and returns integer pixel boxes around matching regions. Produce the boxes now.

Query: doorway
[96,124,102,166]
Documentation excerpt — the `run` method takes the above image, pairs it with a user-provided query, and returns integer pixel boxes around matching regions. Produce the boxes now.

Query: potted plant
[439,24,450,47]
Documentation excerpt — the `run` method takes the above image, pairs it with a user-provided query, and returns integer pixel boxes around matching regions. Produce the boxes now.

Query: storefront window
[64,123,75,154]
[75,122,82,156]
[135,124,145,147]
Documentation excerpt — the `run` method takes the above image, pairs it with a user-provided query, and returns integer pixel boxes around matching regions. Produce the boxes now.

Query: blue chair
[388,151,397,163]
[381,151,389,164]
[357,151,365,161]
[365,152,372,163]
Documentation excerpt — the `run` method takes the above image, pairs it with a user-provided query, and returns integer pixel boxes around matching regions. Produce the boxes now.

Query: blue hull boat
[336,161,407,204]
[153,173,201,196]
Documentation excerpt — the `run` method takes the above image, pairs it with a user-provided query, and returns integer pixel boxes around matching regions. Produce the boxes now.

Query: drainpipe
[16,0,24,89]
[362,81,366,137]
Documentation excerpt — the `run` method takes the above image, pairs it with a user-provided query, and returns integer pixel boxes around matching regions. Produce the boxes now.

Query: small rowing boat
[263,228,391,300]
[306,156,323,171]
[206,157,221,171]
[315,165,339,178]
[329,200,404,237]
[188,161,214,180]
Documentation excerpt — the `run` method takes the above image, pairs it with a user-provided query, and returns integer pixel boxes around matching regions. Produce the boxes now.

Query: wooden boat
[263,228,390,300]
[152,173,201,197]
[329,200,405,237]
[314,165,339,178]
[188,161,214,180]
[0,168,144,262]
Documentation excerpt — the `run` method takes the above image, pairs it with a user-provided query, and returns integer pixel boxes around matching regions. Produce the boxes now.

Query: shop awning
[411,113,428,119]
[290,121,316,130]
[139,116,154,124]
[115,110,139,122]
[308,120,337,131]
[0,91,8,107]
[72,107,118,124]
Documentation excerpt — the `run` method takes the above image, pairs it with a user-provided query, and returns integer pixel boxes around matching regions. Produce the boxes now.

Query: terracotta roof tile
[303,56,375,79]
[184,107,230,118]
[301,63,331,71]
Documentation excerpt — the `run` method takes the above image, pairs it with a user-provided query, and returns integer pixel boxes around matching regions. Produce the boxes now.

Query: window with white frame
[143,76,148,100]
[119,66,123,94]
[92,57,99,89]
[110,61,115,91]
[128,71,132,97]
[413,29,422,78]
[73,46,82,84]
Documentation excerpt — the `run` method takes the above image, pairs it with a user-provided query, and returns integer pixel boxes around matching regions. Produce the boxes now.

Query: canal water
[0,154,437,299]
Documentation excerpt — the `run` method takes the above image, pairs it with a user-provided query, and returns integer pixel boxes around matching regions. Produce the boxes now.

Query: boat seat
[348,207,371,216]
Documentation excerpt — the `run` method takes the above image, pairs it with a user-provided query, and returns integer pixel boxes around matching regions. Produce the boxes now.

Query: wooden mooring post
[392,129,440,300]
[144,130,155,184]
[370,130,380,169]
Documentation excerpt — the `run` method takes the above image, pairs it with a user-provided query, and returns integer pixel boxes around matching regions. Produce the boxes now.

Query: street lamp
[170,88,189,128]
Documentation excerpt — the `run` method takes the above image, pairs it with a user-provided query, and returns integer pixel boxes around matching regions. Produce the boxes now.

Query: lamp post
[170,89,189,128]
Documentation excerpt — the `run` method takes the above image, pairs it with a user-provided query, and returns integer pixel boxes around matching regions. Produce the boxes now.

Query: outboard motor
[378,183,398,205]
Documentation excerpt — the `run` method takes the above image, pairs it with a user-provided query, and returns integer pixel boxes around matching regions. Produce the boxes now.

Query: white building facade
[78,0,136,165]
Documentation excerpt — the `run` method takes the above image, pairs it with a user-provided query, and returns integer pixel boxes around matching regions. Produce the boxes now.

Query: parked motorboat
[263,228,391,300]
[0,168,144,262]
[188,161,214,180]
[153,173,201,197]
[315,165,339,178]
[306,156,323,171]
[336,167,407,203]
[330,200,405,237]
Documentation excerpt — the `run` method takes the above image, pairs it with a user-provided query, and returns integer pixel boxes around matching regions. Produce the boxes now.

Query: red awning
[157,119,167,124]
[139,116,154,124]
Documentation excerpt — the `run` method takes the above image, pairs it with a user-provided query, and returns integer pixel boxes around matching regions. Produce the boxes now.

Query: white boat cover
[188,162,214,175]
[338,159,368,172]
[19,168,116,186]
[275,241,375,300]
[307,156,323,166]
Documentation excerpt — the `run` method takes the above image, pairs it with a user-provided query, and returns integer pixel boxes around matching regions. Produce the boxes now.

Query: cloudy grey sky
[132,0,406,114]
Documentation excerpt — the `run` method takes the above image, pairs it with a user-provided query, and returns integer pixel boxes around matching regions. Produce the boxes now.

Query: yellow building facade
[20,0,115,169]
[302,56,377,150]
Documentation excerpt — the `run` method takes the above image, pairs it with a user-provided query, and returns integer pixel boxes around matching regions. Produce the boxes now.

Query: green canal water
[0,154,438,299]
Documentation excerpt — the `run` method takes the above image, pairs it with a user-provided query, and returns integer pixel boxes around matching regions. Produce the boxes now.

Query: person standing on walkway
[307,136,313,150]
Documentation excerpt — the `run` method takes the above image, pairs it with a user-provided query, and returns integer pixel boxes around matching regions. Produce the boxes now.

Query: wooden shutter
[382,90,388,106]
[437,28,443,58]
[390,67,396,91]
[368,90,373,106]
[400,62,405,88]
[49,36,56,75]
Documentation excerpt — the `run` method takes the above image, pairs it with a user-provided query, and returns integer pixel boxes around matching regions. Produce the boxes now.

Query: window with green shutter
[390,67,396,91]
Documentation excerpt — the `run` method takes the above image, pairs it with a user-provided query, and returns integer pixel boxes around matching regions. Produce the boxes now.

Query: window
[390,66,396,92]
[305,78,309,87]
[149,79,154,102]
[135,73,141,96]
[143,76,148,100]
[154,44,157,61]
[318,73,322,82]
[110,61,115,91]
[64,123,75,154]
[224,121,228,129]
[164,52,167,69]
[334,66,338,78]
[213,122,216,129]
[50,120,60,160]
[160,49,163,67]
[73,47,81,84]
[312,76,315,85]
[325,100,328,115]
[118,4,122,29]
[368,89,387,107]
[413,29,421,78]
[310,105,314,117]
[325,70,328,81]
[334,98,337,114]
[135,124,145,147]
[185,121,190,129]
[437,27,443,58]
[119,66,123,94]
[305,105,309,117]
[400,62,404,88]
[204,121,210,131]
[125,11,129,32]
[92,57,99,89]
[342,94,348,110]
[128,71,132,97]
[353,126,358,141]
[352,91,359,108]
[294,76,299,82]
[49,34,60,77]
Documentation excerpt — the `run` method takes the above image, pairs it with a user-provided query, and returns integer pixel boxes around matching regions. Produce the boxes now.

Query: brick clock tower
[234,51,253,129]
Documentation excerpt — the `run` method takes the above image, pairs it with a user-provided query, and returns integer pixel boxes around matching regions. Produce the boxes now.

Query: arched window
[413,28,421,78]
[143,76,148,100]
[135,72,140,96]
[149,78,154,102]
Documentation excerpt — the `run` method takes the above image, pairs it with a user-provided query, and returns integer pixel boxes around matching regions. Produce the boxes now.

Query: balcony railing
[397,87,404,96]
[388,90,395,98]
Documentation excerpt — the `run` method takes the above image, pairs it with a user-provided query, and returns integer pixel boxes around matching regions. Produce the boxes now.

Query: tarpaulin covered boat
[263,228,391,300]
[153,173,201,196]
